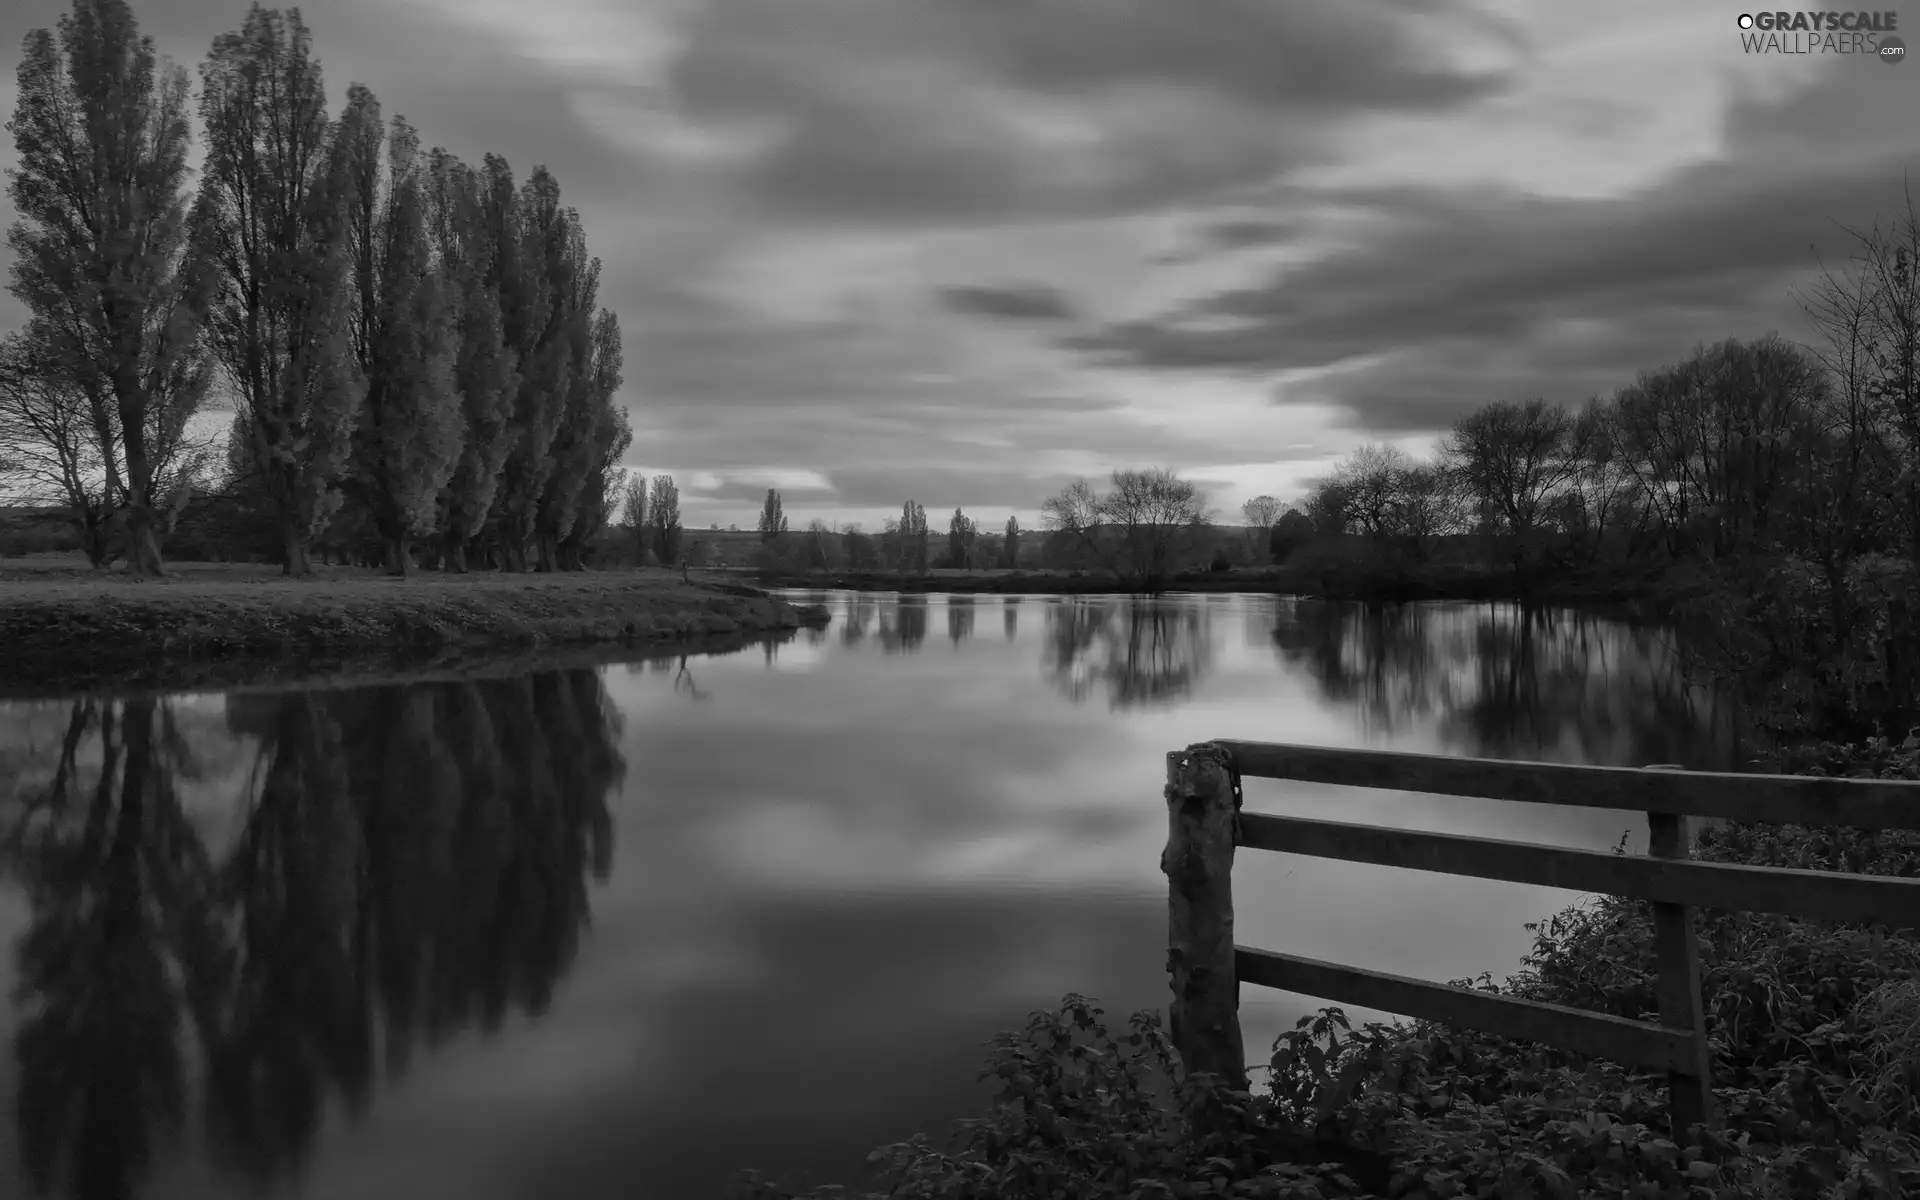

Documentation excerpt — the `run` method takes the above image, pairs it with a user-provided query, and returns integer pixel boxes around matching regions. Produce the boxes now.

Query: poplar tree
[332,86,462,575]
[1001,514,1021,568]
[487,162,577,571]
[758,489,787,540]
[647,473,681,565]
[192,5,364,576]
[6,0,210,574]
[424,148,517,572]
[533,221,608,570]
[556,310,630,569]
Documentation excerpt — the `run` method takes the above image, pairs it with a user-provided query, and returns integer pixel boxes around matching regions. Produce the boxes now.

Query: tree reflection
[946,597,975,647]
[1042,599,1215,710]
[1272,601,1734,766]
[5,668,625,1198]
[11,698,219,1200]
[1003,597,1019,641]
[878,597,929,654]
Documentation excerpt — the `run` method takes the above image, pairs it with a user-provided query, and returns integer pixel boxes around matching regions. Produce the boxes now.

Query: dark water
[0,593,1738,1200]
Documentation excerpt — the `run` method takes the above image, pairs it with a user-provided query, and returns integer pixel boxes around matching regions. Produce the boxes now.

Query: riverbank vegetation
[0,557,825,696]
[0,0,651,578]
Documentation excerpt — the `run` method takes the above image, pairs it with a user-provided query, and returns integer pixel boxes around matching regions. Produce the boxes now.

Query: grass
[0,554,828,697]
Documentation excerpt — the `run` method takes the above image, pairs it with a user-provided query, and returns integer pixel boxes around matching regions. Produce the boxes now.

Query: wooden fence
[1162,740,1920,1140]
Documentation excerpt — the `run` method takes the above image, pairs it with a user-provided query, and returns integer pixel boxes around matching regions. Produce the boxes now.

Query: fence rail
[1162,741,1920,1142]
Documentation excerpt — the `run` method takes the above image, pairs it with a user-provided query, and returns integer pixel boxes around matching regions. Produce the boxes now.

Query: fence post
[1163,742,1247,1091]
[1642,764,1716,1140]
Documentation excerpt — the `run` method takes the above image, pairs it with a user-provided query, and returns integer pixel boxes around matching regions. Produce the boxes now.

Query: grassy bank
[0,557,829,698]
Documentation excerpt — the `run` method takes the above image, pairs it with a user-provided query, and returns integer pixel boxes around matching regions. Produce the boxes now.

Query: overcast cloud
[2,0,1916,527]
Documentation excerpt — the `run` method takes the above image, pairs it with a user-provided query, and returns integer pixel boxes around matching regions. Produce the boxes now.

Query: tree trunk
[281,521,313,578]
[122,502,165,577]
[502,539,529,573]
[383,534,411,577]
[535,532,558,573]
[444,536,469,574]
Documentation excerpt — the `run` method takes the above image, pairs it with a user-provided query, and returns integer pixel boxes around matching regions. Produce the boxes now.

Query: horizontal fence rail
[1162,741,1920,1144]
[1215,739,1920,830]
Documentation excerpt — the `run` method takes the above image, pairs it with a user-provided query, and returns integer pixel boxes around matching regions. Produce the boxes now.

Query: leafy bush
[739,739,1920,1200]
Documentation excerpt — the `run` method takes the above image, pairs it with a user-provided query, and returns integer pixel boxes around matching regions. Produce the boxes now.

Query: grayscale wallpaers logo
[1736,10,1905,59]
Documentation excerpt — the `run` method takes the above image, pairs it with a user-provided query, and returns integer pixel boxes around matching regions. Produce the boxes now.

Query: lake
[0,592,1739,1200]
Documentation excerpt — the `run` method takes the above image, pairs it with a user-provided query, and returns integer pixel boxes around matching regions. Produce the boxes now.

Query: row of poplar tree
[3,1,632,575]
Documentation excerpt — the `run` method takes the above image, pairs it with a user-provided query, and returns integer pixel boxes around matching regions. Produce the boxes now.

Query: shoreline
[752,562,1701,618]
[0,563,830,699]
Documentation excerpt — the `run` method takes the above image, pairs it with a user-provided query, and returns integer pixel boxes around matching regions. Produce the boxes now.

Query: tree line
[728,487,1026,574]
[0,0,635,576]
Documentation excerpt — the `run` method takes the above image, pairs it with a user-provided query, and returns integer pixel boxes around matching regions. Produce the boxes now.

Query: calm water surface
[0,593,1739,1200]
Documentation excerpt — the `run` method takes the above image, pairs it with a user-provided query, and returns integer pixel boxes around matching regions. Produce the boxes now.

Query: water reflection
[1266,600,1722,767]
[3,671,624,1199]
[1043,599,1215,711]
[0,594,1740,1200]
[947,597,976,647]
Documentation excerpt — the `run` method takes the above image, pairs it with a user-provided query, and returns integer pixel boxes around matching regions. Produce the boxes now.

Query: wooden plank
[1163,744,1247,1089]
[1235,947,1697,1072]
[1647,808,1717,1137]
[1216,740,1920,830]
[1237,811,1920,929]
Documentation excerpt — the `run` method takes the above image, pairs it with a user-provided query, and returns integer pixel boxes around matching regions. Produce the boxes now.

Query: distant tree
[880,515,902,569]
[619,474,647,559]
[1241,495,1283,531]
[758,489,788,541]
[804,517,835,569]
[1303,477,1352,536]
[1268,509,1313,563]
[947,507,977,569]
[1042,468,1211,592]
[901,500,928,573]
[1440,398,1584,564]
[646,473,681,565]
[842,522,875,569]
[1000,514,1021,568]
[194,6,365,576]
[332,87,463,575]
[8,0,212,574]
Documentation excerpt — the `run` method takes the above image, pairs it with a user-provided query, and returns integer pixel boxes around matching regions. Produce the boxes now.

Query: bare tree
[618,472,647,562]
[1439,399,1584,547]
[0,327,118,564]
[1240,495,1283,530]
[1042,467,1211,592]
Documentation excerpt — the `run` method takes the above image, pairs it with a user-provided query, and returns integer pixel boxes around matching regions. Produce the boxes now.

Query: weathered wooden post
[1642,764,1716,1139]
[1164,742,1247,1091]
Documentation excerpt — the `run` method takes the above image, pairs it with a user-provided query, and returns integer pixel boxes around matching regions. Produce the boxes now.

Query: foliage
[7,0,211,575]
[760,489,789,541]
[193,4,364,576]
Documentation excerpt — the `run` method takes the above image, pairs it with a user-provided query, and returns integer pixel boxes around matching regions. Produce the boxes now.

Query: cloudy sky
[2,0,1916,531]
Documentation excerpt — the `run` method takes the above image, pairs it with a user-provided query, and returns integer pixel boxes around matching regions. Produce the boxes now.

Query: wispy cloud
[2,0,1914,523]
